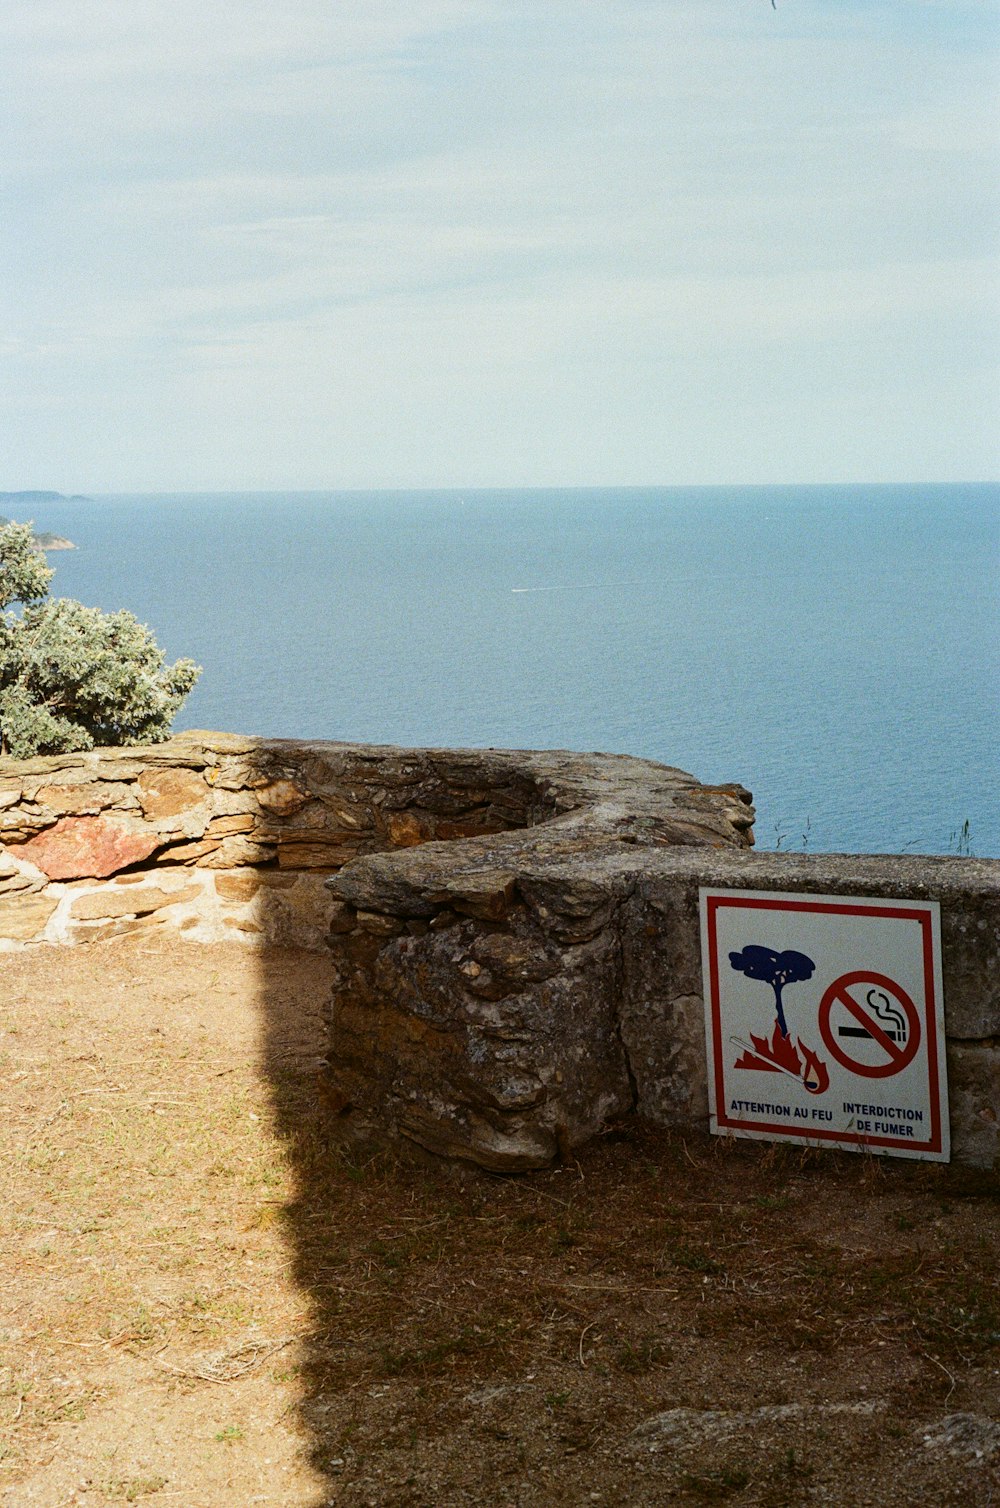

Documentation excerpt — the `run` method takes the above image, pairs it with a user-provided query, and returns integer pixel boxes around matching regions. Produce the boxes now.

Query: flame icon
[798,1041,830,1095]
[732,1024,830,1095]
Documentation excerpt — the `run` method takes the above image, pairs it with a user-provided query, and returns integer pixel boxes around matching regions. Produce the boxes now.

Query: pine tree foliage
[0,521,201,758]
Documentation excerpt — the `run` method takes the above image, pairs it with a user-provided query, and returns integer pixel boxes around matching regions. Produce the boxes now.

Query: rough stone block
[70,883,200,921]
[386,811,427,846]
[158,836,220,863]
[255,780,311,816]
[136,767,210,819]
[36,782,134,815]
[255,875,336,949]
[66,912,165,945]
[205,814,256,837]
[946,1043,1000,1170]
[198,836,276,868]
[9,815,161,879]
[0,891,59,941]
[327,900,357,934]
[276,839,361,869]
[214,870,262,902]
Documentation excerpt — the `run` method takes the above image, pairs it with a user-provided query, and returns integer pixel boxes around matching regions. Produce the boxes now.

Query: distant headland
[0,492,83,550]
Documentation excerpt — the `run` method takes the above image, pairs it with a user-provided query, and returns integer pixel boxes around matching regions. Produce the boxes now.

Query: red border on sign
[704,894,942,1155]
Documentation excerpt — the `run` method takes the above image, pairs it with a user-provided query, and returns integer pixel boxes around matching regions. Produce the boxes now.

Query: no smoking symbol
[818,970,921,1079]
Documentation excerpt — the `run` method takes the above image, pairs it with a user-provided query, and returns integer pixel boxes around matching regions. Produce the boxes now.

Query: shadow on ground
[256,946,1000,1508]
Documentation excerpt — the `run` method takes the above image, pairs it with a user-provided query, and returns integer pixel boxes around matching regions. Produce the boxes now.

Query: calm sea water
[33,485,999,857]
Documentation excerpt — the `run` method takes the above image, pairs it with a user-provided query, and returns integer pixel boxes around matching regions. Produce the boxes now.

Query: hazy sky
[2,1,998,490]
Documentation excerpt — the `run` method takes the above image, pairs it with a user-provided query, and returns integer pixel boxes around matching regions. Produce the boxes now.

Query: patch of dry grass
[1,938,997,1506]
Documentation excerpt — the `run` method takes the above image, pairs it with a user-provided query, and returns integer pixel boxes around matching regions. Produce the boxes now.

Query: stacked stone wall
[2,731,994,1170]
[322,820,999,1173]
[0,731,752,951]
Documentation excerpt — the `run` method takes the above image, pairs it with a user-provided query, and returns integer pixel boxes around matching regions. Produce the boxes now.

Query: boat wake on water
[510,580,649,594]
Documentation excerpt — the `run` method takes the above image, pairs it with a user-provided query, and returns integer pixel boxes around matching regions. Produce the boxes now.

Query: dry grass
[1,938,997,1506]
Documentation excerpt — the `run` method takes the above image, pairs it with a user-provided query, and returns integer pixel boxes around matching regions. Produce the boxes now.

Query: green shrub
[0,519,200,757]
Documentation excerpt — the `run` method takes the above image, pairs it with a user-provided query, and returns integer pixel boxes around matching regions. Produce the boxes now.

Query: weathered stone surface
[256,779,310,816]
[70,883,200,921]
[468,932,561,986]
[627,1400,888,1455]
[918,1412,1000,1462]
[386,811,427,847]
[205,814,255,836]
[214,870,262,902]
[36,782,133,815]
[66,912,165,945]
[9,815,161,879]
[157,836,220,864]
[327,901,357,934]
[938,893,1000,1039]
[197,836,276,868]
[325,846,642,1170]
[0,854,42,897]
[0,891,59,940]
[276,839,363,869]
[251,873,334,949]
[946,1043,1000,1171]
[431,871,519,922]
[325,828,999,1172]
[355,909,405,936]
[136,767,210,820]
[1,808,50,840]
[619,880,712,1127]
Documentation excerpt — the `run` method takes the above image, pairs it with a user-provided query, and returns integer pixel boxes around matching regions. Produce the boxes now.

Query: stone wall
[2,732,995,1171]
[0,731,753,950]
[323,814,999,1174]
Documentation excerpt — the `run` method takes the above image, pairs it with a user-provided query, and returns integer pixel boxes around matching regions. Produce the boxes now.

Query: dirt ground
[1,937,997,1508]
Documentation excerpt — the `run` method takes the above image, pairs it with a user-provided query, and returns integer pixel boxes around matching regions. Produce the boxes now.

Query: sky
[1,0,998,491]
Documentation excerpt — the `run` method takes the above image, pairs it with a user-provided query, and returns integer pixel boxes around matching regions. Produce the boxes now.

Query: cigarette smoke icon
[836,987,908,1043]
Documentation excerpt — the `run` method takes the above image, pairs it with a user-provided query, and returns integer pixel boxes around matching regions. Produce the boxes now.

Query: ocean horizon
[21,481,1000,859]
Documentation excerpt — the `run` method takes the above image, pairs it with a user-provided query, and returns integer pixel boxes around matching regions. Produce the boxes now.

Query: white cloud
[2,0,492,75]
[1,0,997,487]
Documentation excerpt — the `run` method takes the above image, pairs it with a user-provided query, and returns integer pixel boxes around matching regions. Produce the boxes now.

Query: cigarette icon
[836,988,907,1043]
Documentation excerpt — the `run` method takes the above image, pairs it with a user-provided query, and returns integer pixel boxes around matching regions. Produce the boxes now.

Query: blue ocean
[32,484,999,857]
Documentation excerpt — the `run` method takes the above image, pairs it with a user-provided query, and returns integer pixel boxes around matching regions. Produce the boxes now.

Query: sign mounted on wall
[699,889,949,1162]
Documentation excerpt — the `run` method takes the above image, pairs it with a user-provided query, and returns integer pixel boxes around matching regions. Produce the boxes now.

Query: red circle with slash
[818,970,921,1078]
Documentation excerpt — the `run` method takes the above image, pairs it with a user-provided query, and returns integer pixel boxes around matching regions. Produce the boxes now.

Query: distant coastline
[0,490,90,504]
[0,494,79,551]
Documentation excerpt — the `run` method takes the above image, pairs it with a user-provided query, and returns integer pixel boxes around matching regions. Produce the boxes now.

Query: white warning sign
[700,889,949,1161]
